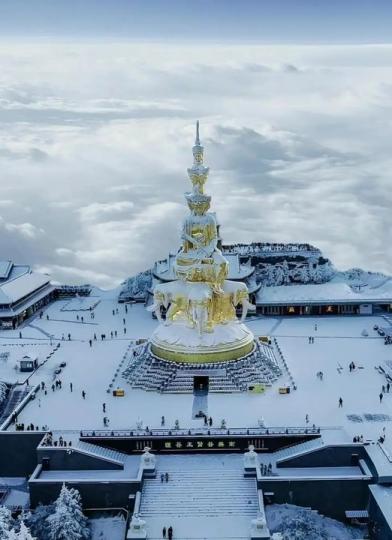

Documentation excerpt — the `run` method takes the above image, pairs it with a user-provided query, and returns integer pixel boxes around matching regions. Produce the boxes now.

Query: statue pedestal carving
[127,514,147,539]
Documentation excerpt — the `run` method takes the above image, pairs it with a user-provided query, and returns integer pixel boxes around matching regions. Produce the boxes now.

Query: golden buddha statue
[148,122,255,363]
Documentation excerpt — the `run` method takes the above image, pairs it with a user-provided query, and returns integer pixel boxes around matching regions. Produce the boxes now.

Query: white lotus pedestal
[127,514,147,539]
[244,444,259,477]
[150,320,255,364]
[140,447,156,478]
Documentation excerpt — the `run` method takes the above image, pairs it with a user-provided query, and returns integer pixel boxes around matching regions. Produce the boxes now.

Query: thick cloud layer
[0,42,391,287]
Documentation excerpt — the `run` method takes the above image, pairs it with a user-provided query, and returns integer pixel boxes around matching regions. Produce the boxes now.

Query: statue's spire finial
[195,120,200,146]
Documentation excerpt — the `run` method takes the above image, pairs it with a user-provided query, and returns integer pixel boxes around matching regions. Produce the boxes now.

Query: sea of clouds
[0,41,391,287]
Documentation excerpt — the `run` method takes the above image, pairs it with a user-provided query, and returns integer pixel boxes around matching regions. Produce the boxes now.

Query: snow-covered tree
[298,266,310,284]
[15,522,35,540]
[265,265,276,286]
[25,505,54,540]
[281,261,291,285]
[280,513,329,539]
[274,266,285,286]
[0,381,7,405]
[47,485,90,540]
[122,270,152,299]
[309,264,323,284]
[0,505,12,537]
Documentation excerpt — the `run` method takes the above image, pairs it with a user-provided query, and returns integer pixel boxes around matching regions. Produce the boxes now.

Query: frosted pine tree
[0,505,12,537]
[299,266,310,284]
[0,382,7,406]
[265,265,276,286]
[15,522,35,540]
[282,261,291,285]
[274,266,285,286]
[47,484,90,540]
[24,503,54,540]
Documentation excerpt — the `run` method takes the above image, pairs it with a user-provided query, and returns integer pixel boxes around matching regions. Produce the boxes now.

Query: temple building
[0,260,55,329]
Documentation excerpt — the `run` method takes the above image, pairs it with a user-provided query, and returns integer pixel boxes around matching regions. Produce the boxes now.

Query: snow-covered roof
[0,260,13,280]
[21,354,38,361]
[369,484,392,526]
[256,278,392,305]
[0,271,51,305]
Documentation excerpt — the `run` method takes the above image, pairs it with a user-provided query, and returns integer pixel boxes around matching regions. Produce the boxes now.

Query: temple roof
[0,269,51,305]
[256,277,392,305]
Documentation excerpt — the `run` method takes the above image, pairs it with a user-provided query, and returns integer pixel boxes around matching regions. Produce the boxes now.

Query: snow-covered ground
[1,292,392,456]
[88,514,126,540]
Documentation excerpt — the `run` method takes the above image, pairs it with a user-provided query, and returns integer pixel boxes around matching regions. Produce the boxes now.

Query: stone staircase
[0,386,31,425]
[123,343,281,394]
[140,455,259,518]
[164,372,241,394]
[74,440,128,467]
[273,437,324,465]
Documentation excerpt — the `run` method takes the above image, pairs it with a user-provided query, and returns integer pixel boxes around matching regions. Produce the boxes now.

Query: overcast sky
[0,2,391,287]
[1,0,392,43]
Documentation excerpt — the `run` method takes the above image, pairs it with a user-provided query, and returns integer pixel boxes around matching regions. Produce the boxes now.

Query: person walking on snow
[380,393,384,403]
[162,526,166,538]
[168,526,173,540]
[338,397,343,408]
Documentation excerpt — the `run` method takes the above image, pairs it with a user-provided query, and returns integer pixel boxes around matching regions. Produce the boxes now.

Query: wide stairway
[139,454,259,539]
[73,440,128,467]
[122,342,281,394]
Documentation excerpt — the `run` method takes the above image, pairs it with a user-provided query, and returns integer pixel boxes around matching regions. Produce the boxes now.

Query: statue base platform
[150,321,255,363]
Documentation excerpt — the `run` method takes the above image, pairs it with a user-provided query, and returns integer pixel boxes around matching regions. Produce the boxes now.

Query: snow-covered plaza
[0,121,391,539]
[2,289,391,453]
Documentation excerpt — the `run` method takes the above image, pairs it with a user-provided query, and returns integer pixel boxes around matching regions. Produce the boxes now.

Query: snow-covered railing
[222,242,320,255]
[0,382,41,431]
[80,426,320,438]
[377,441,392,463]
[273,337,297,390]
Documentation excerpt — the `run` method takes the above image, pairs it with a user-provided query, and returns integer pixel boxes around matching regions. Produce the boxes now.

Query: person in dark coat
[162,526,166,538]
[168,526,173,540]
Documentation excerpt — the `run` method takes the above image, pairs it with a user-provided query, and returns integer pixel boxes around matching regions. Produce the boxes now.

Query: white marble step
[140,465,258,517]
